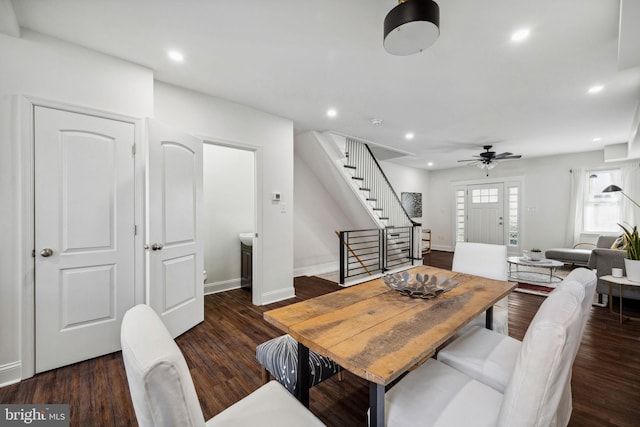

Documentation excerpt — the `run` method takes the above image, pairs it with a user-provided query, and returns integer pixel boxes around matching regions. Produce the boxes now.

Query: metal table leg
[486,306,493,330]
[297,341,310,407]
[619,284,623,324]
[369,382,385,427]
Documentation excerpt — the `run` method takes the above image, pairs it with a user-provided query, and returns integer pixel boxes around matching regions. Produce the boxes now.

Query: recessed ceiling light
[167,50,184,62]
[371,118,383,126]
[326,108,337,118]
[427,162,434,167]
[593,137,602,142]
[511,28,530,42]
[588,85,604,94]
[405,132,415,140]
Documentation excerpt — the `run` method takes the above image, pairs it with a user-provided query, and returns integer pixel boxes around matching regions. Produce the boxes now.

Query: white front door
[147,119,204,338]
[34,106,136,372]
[467,183,504,245]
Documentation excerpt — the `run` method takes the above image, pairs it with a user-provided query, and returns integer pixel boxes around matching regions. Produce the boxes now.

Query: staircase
[343,137,415,228]
[296,131,422,284]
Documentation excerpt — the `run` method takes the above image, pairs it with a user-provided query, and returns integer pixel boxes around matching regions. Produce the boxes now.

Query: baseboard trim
[261,287,295,305]
[204,278,241,295]
[294,261,339,278]
[0,361,21,388]
[431,244,454,252]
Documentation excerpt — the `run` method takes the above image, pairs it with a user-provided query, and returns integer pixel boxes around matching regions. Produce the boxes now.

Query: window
[583,169,622,233]
[471,188,498,204]
[455,189,465,242]
[508,186,519,246]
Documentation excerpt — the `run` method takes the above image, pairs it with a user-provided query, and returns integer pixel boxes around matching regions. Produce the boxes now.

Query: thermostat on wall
[272,192,281,202]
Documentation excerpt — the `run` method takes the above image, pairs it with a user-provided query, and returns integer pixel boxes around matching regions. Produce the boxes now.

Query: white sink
[239,233,254,246]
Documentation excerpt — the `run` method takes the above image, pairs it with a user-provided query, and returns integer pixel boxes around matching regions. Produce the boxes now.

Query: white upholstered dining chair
[451,242,509,334]
[120,304,326,427]
[436,267,596,426]
[378,278,589,427]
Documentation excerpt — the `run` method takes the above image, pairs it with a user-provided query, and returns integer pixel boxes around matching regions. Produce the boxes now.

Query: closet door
[147,119,204,337]
[34,106,136,372]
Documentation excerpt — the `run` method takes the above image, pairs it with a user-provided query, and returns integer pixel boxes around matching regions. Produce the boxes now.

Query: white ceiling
[9,0,640,169]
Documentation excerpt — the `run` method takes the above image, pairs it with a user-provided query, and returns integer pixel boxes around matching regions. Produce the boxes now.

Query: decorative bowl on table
[529,250,543,261]
[383,271,458,299]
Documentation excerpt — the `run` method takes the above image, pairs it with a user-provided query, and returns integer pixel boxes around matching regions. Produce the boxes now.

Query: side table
[599,275,640,324]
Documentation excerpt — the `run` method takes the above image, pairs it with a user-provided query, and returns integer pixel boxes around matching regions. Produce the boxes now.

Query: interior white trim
[261,288,295,305]
[199,135,264,305]
[293,262,339,278]
[0,361,21,388]
[18,95,145,381]
[204,278,241,295]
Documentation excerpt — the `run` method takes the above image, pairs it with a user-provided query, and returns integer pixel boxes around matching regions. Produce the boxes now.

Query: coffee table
[599,275,640,323]
[263,265,515,427]
[507,256,564,284]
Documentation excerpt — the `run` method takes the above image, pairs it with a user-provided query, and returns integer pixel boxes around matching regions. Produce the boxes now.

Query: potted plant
[619,224,640,282]
[529,248,543,261]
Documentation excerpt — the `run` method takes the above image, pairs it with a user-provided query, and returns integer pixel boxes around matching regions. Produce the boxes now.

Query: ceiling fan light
[384,0,440,56]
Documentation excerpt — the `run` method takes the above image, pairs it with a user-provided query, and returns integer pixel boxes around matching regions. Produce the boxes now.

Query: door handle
[40,248,54,257]
[151,243,164,251]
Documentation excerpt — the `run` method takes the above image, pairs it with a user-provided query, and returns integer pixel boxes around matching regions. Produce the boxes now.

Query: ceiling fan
[458,145,522,176]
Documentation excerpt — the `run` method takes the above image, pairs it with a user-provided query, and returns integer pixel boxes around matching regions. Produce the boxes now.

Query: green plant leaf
[618,223,640,260]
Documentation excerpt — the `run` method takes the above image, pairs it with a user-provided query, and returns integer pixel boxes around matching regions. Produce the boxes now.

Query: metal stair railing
[344,137,417,228]
[339,226,417,284]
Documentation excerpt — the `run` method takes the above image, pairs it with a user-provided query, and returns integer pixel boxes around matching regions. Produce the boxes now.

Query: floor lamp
[602,185,640,209]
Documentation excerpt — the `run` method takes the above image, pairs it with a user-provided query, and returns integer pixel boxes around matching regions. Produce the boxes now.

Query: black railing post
[339,231,346,284]
[381,229,387,272]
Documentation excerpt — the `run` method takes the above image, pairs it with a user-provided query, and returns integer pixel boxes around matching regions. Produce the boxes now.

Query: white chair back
[121,304,206,427]
[453,242,509,319]
[452,242,508,281]
[497,281,585,427]
[550,268,597,426]
[561,268,597,321]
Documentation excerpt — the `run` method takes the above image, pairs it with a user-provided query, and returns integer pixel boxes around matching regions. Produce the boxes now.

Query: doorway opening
[202,141,259,303]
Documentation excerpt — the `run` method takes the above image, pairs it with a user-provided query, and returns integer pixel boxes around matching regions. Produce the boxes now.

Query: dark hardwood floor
[2,251,640,426]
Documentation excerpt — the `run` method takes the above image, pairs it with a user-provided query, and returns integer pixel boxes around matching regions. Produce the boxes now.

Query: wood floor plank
[1,253,639,426]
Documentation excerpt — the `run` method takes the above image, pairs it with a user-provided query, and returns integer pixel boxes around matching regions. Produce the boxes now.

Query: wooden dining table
[263,265,516,427]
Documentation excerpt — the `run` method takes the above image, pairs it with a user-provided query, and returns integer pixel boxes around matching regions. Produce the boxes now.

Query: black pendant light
[384,0,440,56]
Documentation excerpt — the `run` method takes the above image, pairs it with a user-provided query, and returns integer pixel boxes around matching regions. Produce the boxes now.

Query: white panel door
[467,183,504,245]
[147,119,203,338]
[34,106,136,372]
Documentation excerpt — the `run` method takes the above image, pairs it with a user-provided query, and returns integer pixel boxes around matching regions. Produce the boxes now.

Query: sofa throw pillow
[611,235,625,249]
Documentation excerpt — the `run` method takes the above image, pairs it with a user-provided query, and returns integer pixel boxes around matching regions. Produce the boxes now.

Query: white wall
[425,150,612,251]
[0,31,153,386]
[203,144,254,288]
[379,160,430,226]
[293,151,357,275]
[153,81,295,305]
